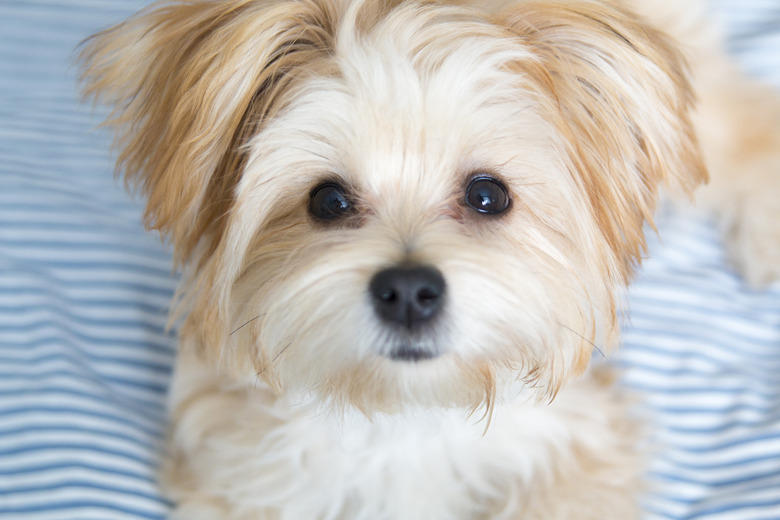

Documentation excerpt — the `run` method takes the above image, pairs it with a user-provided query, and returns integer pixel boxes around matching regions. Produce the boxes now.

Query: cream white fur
[167,348,639,520]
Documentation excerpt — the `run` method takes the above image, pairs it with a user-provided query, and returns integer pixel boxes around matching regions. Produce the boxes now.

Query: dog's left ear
[79,0,337,267]
[500,2,707,277]
[79,0,340,361]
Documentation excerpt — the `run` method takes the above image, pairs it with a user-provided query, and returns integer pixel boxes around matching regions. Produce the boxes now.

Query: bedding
[1,1,778,518]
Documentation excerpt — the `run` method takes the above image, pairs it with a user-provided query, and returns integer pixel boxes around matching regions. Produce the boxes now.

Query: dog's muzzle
[369,264,445,361]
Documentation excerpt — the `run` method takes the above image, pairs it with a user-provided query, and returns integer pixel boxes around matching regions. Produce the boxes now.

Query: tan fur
[80,0,779,518]
[502,2,706,273]
[81,0,340,265]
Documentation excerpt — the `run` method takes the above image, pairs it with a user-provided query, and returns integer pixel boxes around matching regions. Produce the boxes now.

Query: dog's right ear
[79,0,337,265]
[498,1,707,279]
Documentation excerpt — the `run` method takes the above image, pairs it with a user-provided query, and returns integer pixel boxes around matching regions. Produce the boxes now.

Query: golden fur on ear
[79,0,338,266]
[500,1,707,278]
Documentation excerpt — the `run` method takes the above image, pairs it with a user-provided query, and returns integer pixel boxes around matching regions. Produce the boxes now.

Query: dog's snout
[369,264,445,328]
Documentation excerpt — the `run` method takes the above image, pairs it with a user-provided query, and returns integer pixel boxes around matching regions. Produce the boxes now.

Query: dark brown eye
[309,182,352,220]
[466,177,510,215]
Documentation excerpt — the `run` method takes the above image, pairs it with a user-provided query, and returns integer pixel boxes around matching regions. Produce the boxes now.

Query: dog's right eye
[465,176,510,215]
[309,182,352,220]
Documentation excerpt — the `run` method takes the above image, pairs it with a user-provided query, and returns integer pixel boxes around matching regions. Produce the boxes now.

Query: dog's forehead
[336,10,538,182]
[240,6,553,219]
[282,15,540,196]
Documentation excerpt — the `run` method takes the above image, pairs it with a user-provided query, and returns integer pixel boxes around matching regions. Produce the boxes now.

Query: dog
[79,0,780,518]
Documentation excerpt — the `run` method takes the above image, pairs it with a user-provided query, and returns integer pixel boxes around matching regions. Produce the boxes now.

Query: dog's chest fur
[301,401,555,519]
[168,352,634,520]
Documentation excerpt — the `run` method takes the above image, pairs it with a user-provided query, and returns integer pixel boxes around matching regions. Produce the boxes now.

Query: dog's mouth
[386,341,440,362]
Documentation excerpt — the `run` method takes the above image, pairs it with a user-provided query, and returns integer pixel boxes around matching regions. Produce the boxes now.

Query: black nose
[369,264,446,328]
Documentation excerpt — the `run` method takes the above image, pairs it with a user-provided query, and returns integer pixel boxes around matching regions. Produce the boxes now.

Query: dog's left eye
[309,182,352,220]
[465,176,510,215]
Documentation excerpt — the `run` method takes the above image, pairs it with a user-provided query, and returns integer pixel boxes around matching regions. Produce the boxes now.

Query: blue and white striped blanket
[1,1,778,518]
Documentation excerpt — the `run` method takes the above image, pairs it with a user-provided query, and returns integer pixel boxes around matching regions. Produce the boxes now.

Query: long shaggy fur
[80,0,780,518]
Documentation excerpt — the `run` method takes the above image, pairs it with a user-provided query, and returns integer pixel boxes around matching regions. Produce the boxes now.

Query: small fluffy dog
[80,0,780,518]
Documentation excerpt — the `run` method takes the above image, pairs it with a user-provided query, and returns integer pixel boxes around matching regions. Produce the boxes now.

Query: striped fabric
[710,0,780,82]
[0,1,778,519]
[0,1,174,518]
[618,208,780,520]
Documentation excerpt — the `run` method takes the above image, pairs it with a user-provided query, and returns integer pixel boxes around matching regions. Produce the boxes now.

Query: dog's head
[81,0,705,413]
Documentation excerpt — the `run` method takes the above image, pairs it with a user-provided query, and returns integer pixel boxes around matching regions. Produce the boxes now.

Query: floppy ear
[500,2,707,277]
[80,0,336,265]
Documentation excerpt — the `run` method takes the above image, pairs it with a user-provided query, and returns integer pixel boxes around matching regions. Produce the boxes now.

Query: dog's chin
[381,329,443,362]
[250,331,549,417]
[322,356,503,416]
[386,343,439,362]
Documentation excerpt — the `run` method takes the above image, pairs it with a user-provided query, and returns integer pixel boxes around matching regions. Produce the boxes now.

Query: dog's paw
[722,191,780,287]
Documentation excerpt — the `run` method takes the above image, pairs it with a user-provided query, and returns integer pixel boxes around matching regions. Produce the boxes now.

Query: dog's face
[82,0,705,413]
